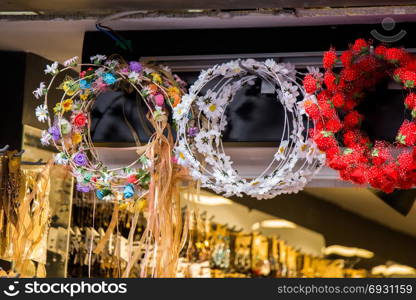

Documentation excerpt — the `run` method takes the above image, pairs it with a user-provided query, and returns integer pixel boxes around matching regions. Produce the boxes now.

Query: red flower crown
[303,38,416,193]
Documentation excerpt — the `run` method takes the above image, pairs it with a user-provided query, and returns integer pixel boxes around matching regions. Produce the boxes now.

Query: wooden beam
[1,0,416,12]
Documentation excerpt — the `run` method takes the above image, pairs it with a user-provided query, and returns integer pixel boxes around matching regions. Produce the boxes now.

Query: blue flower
[96,189,111,200]
[103,73,117,85]
[79,79,91,89]
[123,183,135,199]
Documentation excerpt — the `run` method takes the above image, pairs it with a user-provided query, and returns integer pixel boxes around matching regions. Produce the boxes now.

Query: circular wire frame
[174,59,325,199]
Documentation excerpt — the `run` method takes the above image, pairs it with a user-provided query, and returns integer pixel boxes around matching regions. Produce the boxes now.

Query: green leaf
[321,131,333,138]
[396,134,406,144]
[405,80,415,88]
[371,149,379,157]
[344,148,353,155]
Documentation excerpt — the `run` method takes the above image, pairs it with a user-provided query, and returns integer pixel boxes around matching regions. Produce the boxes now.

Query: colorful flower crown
[34,55,185,202]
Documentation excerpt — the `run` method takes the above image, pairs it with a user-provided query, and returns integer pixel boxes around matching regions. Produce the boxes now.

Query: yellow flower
[80,92,89,101]
[119,203,128,211]
[167,86,180,96]
[134,199,146,212]
[151,72,162,84]
[63,81,77,96]
[53,103,62,114]
[62,99,73,112]
[72,133,82,144]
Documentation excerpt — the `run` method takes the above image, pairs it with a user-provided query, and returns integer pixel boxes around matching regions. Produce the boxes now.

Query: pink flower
[154,94,164,106]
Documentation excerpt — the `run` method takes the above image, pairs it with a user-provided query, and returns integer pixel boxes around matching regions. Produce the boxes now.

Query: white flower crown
[173,59,325,199]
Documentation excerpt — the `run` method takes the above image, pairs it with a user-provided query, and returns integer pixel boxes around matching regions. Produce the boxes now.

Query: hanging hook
[0,144,9,153]
[13,149,25,157]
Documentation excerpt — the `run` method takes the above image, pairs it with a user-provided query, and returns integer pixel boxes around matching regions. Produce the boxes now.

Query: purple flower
[73,152,88,166]
[48,125,60,141]
[187,127,199,137]
[129,61,142,73]
[76,183,91,193]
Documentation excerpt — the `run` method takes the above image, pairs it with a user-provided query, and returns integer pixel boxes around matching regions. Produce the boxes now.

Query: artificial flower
[76,183,91,193]
[73,152,88,166]
[128,71,140,83]
[35,104,48,123]
[44,61,59,75]
[79,79,91,90]
[90,54,107,64]
[102,73,117,85]
[96,189,111,200]
[195,130,215,154]
[173,101,189,120]
[48,125,60,141]
[104,59,120,69]
[63,56,79,67]
[154,94,164,106]
[323,48,337,69]
[151,72,162,84]
[53,103,63,114]
[33,82,46,99]
[80,92,90,101]
[153,106,166,122]
[303,74,319,94]
[274,141,289,160]
[123,184,135,199]
[40,130,52,146]
[62,79,78,96]
[55,152,69,165]
[187,127,199,137]
[59,118,72,135]
[129,61,142,73]
[72,133,82,145]
[73,112,88,127]
[62,99,73,112]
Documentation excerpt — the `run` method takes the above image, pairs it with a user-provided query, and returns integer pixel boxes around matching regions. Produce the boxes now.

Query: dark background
[82,23,415,144]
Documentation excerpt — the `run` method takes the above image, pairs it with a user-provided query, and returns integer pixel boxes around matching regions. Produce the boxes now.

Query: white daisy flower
[55,152,69,165]
[35,104,48,123]
[297,95,317,115]
[44,61,59,75]
[173,101,189,121]
[264,59,278,71]
[196,93,224,120]
[279,81,299,110]
[274,140,289,161]
[33,82,46,99]
[194,130,214,154]
[40,130,52,146]
[63,56,79,67]
[175,147,188,166]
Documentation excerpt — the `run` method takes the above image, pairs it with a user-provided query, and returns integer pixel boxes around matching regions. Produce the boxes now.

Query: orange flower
[72,133,82,144]
[148,84,158,95]
[172,93,181,107]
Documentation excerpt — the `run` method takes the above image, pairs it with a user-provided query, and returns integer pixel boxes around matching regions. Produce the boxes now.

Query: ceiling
[305,188,416,237]
[1,0,416,14]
